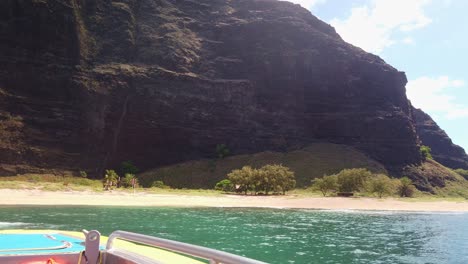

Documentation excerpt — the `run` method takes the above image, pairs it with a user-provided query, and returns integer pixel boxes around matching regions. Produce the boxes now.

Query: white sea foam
[309,209,468,215]
[0,221,27,228]
[352,249,379,255]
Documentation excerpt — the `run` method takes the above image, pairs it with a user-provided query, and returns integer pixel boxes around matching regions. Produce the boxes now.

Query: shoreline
[0,189,467,212]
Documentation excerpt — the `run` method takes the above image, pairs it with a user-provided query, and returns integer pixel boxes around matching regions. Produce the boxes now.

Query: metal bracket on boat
[106,230,268,264]
[82,229,101,264]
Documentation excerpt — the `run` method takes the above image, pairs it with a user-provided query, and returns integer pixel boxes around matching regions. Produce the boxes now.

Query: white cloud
[402,37,415,45]
[443,0,452,7]
[286,0,326,10]
[330,0,432,54]
[407,76,468,120]
[452,79,465,87]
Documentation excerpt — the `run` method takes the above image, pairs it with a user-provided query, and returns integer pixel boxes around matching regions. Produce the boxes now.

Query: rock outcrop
[0,0,425,180]
[413,107,468,169]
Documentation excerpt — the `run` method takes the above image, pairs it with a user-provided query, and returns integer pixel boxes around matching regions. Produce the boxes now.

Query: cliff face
[413,107,468,169]
[0,0,422,177]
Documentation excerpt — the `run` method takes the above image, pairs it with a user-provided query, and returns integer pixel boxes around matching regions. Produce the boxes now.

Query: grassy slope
[0,174,103,192]
[139,143,387,188]
[403,159,464,191]
[431,162,468,198]
[399,159,468,198]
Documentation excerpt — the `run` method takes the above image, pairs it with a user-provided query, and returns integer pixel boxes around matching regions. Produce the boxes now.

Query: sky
[286,0,468,152]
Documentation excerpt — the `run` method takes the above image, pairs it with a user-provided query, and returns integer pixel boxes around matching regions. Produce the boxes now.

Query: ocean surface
[0,206,467,264]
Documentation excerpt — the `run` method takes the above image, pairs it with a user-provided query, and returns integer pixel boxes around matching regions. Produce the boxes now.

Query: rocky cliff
[0,0,425,181]
[413,107,468,169]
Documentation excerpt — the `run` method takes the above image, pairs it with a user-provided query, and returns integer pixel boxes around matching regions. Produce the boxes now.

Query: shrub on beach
[215,179,234,192]
[151,180,170,189]
[71,177,95,186]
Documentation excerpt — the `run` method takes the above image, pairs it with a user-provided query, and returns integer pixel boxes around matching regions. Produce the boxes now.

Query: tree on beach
[312,175,338,196]
[228,166,255,195]
[227,164,296,195]
[249,164,295,194]
[336,168,372,193]
[103,169,119,190]
[122,173,138,188]
[369,174,395,198]
[256,165,279,195]
[257,164,295,195]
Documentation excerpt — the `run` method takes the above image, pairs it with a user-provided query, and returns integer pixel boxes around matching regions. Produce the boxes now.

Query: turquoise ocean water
[0,206,467,264]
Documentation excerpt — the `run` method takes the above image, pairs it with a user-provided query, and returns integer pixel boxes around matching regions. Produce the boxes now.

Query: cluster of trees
[216,164,296,195]
[312,168,416,198]
[103,161,139,190]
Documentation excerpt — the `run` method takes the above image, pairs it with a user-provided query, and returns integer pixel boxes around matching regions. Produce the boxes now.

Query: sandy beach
[0,189,467,212]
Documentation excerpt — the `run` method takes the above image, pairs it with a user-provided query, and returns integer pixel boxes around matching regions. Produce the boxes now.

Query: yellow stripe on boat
[0,230,204,264]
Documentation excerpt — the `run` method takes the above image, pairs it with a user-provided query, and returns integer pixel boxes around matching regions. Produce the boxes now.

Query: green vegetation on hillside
[139,143,386,188]
[420,145,433,160]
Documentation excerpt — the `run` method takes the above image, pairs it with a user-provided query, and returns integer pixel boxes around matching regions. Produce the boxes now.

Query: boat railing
[106,230,268,264]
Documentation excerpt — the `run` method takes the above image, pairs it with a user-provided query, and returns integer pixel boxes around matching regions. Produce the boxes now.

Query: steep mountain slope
[413,107,468,169]
[0,0,436,186]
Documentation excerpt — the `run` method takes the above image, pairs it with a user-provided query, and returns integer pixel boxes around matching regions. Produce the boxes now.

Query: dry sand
[0,189,467,212]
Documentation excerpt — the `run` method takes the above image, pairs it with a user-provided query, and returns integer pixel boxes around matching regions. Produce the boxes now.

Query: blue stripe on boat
[0,234,87,255]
